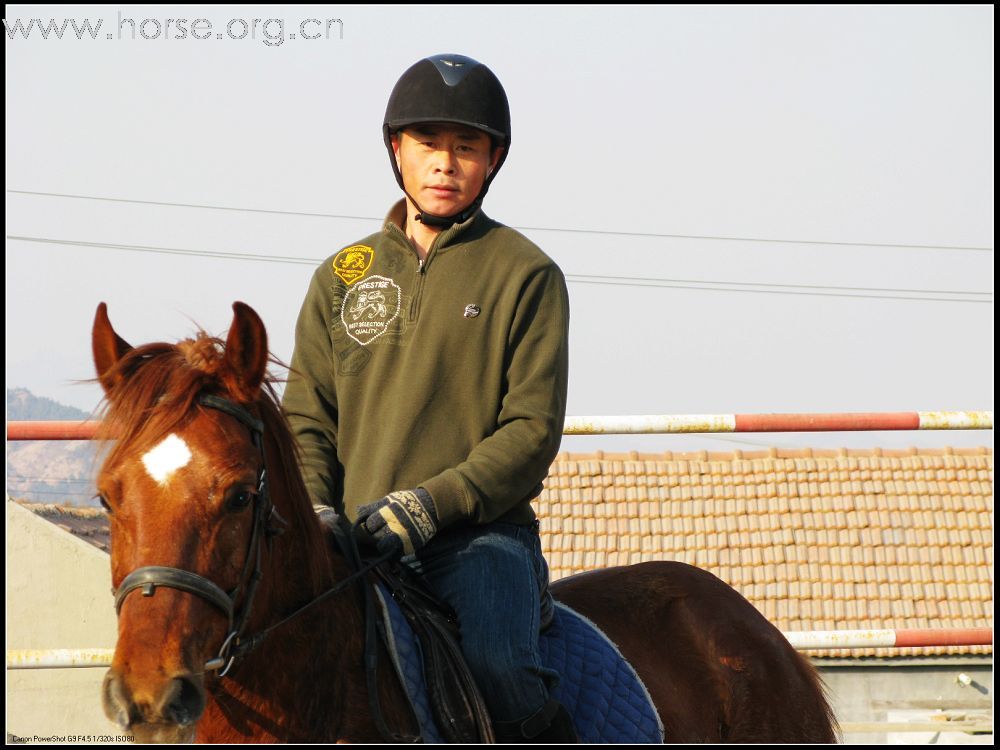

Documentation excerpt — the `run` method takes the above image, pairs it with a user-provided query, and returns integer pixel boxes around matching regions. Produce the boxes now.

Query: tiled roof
[16,501,111,551]
[537,446,993,659]
[16,446,993,660]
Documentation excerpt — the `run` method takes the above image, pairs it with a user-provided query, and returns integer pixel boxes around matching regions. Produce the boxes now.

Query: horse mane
[95,336,222,466]
[95,332,329,595]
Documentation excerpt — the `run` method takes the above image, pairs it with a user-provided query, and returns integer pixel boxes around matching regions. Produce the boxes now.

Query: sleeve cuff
[420,469,474,527]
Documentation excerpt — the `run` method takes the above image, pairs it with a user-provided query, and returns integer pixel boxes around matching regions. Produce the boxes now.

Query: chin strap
[415,203,480,228]
[403,188,482,229]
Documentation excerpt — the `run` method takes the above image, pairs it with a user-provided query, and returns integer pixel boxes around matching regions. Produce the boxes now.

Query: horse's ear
[93,302,134,396]
[225,302,268,402]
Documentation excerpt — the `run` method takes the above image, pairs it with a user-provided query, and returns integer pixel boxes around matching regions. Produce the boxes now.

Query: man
[282,53,574,742]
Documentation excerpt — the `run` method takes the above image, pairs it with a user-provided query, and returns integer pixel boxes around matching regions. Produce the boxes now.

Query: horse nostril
[102,669,132,729]
[161,675,206,727]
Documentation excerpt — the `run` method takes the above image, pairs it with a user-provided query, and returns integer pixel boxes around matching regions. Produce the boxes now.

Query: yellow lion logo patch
[332,245,374,285]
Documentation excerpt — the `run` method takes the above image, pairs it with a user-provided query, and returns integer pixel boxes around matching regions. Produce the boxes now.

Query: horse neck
[200,446,370,740]
[249,413,345,620]
[203,557,367,741]
[253,501,342,627]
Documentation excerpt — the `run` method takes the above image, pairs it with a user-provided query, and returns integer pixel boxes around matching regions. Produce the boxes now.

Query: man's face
[392,123,502,217]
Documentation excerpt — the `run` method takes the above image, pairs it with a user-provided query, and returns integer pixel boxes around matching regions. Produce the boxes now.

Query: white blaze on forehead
[141,434,192,485]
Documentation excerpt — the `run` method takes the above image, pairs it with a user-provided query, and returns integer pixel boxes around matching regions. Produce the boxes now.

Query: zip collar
[382,199,484,267]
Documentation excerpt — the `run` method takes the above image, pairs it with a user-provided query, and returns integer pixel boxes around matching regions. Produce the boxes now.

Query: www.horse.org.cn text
[3,13,345,46]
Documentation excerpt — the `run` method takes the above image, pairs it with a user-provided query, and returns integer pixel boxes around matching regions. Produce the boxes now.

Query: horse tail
[694,587,839,743]
[713,633,838,742]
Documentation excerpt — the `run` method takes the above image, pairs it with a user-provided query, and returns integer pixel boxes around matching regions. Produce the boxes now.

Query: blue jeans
[403,521,559,725]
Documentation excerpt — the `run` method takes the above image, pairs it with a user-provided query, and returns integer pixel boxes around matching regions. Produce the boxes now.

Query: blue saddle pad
[373,584,664,743]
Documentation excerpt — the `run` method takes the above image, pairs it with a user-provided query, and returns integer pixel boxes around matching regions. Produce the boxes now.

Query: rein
[215,538,395,671]
[112,394,393,676]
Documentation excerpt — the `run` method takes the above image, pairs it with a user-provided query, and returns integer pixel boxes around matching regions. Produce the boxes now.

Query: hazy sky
[5,4,993,455]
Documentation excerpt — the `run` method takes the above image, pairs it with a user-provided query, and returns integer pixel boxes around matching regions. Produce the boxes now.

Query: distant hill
[7,387,94,421]
[6,388,101,507]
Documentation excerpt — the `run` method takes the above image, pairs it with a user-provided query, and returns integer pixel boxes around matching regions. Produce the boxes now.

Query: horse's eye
[95,494,112,513]
[227,490,255,512]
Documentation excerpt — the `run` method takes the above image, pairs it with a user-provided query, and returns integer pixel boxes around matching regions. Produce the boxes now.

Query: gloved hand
[354,488,439,560]
[313,505,340,533]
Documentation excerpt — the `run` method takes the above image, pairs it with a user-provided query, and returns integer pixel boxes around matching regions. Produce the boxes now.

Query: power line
[7,189,377,223]
[7,234,318,265]
[566,273,988,297]
[8,189,993,253]
[7,234,992,303]
[564,277,992,304]
[518,225,992,253]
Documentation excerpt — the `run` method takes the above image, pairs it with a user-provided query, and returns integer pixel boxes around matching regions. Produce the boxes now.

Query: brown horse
[92,301,837,743]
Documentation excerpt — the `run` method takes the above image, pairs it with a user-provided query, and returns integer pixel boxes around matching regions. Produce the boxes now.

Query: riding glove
[355,488,439,559]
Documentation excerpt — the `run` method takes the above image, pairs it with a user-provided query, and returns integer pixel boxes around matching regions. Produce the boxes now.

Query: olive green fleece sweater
[282,200,569,529]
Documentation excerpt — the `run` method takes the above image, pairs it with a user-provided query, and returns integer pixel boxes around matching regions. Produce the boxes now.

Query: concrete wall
[6,501,118,741]
[818,661,993,745]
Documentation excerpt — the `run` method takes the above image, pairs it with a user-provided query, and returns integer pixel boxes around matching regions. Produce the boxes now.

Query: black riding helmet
[383,53,511,227]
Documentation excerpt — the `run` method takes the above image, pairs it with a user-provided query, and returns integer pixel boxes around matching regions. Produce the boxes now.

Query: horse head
[92,301,328,742]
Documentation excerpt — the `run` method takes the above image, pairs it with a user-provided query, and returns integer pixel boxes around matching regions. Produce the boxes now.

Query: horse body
[554,563,835,742]
[92,301,836,743]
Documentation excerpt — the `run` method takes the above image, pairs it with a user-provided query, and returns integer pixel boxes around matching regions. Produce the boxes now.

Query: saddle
[325,511,494,743]
[373,561,495,742]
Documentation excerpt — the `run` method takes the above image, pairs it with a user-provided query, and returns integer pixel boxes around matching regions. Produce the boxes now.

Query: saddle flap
[373,563,494,743]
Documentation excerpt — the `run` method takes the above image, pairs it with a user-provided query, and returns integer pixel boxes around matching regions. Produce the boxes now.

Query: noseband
[112,393,393,680]
[112,394,284,676]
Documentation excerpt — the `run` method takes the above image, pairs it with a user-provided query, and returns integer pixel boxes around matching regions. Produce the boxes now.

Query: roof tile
[537,447,992,659]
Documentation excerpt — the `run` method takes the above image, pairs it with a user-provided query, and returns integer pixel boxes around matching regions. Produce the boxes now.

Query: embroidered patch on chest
[340,275,402,346]
[332,245,374,285]
[141,434,192,485]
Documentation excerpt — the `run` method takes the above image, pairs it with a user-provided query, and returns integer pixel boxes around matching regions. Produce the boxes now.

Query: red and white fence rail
[563,411,993,435]
[6,410,995,440]
[7,627,994,669]
[782,626,994,651]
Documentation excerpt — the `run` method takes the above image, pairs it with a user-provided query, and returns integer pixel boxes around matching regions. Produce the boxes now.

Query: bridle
[113,394,283,676]
[112,393,390,677]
